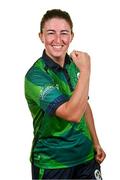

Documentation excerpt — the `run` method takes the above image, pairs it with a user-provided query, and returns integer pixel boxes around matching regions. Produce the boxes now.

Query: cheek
[44,34,56,44]
[63,37,72,44]
[62,34,73,44]
[44,38,52,45]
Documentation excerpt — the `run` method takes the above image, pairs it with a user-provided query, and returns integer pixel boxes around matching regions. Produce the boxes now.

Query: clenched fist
[70,50,91,72]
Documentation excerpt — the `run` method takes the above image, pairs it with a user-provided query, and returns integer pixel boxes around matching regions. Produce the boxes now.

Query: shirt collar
[41,50,71,71]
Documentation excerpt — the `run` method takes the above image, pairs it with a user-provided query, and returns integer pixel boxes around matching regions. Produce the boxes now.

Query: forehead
[43,18,71,30]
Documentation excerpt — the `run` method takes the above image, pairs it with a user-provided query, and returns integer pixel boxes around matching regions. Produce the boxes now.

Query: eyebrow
[61,30,70,33]
[46,29,70,33]
[46,29,55,32]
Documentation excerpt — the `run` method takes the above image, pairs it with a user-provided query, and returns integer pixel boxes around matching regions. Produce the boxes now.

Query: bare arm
[84,102,106,163]
[55,51,90,122]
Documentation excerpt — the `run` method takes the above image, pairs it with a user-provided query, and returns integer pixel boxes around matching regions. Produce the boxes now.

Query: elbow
[67,102,88,123]
[55,100,87,123]
[56,108,81,123]
[71,118,81,123]
[66,113,82,123]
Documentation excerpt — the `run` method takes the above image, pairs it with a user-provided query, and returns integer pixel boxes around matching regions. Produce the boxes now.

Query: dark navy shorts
[32,159,102,179]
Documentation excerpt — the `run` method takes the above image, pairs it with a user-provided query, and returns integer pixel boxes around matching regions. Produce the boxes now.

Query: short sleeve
[25,67,69,115]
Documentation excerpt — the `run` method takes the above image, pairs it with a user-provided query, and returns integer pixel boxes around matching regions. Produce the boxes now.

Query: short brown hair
[40,9,73,33]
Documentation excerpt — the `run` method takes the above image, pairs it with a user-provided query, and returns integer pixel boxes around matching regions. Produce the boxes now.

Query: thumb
[70,50,78,59]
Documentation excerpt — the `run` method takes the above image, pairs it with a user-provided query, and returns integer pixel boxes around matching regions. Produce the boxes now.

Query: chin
[50,52,64,58]
[46,48,67,59]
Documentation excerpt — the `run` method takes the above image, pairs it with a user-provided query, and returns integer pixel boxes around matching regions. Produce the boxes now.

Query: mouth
[52,45,63,50]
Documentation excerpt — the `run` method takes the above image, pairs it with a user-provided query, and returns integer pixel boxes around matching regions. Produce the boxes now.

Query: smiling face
[39,18,74,65]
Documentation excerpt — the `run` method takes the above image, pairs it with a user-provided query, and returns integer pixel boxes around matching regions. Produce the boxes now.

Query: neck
[52,57,65,67]
[45,50,65,68]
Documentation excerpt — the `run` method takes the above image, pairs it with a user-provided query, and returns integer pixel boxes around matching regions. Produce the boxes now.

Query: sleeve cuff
[46,95,69,115]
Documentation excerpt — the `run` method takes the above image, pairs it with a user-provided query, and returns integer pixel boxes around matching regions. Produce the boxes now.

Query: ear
[70,32,74,42]
[38,32,44,43]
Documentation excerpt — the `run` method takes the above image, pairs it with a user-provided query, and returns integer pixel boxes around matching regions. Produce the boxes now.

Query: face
[39,18,74,62]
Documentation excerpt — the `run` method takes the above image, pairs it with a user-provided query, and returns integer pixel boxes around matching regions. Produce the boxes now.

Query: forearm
[65,70,90,121]
[84,102,100,146]
[56,70,90,122]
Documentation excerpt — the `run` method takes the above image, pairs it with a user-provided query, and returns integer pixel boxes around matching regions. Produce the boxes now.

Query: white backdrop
[0,0,120,179]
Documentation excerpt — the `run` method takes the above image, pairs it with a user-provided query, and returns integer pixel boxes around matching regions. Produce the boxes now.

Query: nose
[54,34,61,43]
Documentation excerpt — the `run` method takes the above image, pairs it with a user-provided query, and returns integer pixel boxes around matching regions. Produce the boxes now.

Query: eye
[47,31,55,35]
[61,31,70,36]
[62,33,68,36]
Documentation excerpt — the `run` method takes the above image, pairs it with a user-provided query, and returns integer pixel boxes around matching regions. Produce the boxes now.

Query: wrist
[80,67,90,74]
[94,144,101,149]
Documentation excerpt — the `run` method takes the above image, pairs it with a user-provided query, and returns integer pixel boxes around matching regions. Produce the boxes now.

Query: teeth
[52,45,62,49]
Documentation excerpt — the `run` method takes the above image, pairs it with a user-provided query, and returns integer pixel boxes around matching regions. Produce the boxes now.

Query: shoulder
[25,58,53,86]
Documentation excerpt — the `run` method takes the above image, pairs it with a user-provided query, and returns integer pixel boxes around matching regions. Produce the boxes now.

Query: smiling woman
[39,18,74,67]
[24,9,105,180]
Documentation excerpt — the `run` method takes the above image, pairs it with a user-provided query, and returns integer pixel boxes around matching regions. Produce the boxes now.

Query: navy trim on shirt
[41,50,71,71]
[46,95,69,115]
[41,50,74,91]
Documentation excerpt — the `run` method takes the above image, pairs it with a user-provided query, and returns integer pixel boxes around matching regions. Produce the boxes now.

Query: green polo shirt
[25,50,95,169]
